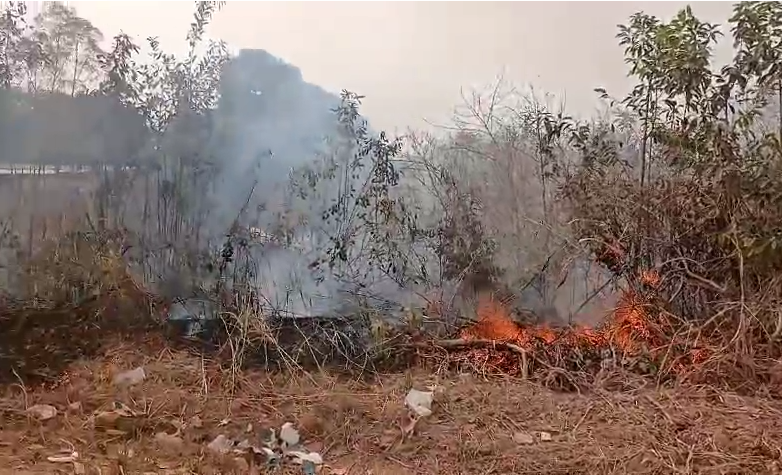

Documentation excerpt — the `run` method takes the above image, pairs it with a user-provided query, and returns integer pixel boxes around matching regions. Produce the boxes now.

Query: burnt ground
[1,335,781,475]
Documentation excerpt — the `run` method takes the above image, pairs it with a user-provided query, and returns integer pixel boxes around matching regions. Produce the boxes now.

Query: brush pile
[441,288,711,388]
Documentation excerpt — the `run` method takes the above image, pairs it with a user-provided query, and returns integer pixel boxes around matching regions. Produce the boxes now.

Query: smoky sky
[72,1,734,133]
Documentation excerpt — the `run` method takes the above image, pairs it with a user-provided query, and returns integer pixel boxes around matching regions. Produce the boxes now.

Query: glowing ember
[639,269,661,288]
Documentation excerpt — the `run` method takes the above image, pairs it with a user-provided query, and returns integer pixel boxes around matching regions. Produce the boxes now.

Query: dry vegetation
[4,337,782,475]
[4,1,782,473]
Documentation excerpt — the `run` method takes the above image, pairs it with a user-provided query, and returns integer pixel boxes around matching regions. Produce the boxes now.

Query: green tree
[730,1,782,141]
[564,2,782,352]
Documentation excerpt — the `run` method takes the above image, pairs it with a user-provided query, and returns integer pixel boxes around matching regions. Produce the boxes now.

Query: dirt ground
[1,336,782,475]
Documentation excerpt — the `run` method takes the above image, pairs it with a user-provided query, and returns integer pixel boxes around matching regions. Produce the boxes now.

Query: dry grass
[1,335,782,475]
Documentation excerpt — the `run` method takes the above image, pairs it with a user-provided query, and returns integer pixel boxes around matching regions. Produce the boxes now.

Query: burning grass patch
[0,227,776,400]
[420,289,734,392]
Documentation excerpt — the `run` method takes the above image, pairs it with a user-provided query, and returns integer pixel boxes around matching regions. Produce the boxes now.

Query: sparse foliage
[564,2,782,365]
[30,2,105,95]
[0,1,28,89]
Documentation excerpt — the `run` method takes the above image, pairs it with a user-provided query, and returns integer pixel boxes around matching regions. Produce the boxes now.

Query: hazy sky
[70,1,735,134]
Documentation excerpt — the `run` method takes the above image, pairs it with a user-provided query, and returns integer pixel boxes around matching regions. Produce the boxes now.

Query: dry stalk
[410,338,530,379]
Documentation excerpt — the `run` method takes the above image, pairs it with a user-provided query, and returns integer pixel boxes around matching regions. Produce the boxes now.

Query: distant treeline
[0,89,148,166]
[0,48,342,170]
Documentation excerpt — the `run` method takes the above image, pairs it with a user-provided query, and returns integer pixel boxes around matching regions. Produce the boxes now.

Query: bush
[561,3,782,362]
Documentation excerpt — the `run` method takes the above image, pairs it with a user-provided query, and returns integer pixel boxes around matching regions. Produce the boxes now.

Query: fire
[455,269,706,377]
[603,290,660,354]
[460,297,524,343]
[639,268,661,288]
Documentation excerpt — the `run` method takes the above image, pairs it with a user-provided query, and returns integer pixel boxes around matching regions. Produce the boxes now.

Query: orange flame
[639,268,662,288]
[456,269,704,376]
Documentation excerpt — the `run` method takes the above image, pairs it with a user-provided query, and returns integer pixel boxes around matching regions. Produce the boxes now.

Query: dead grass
[1,336,781,474]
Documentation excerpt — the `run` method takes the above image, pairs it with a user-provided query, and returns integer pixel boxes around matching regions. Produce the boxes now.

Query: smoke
[207,49,339,229]
[201,49,373,318]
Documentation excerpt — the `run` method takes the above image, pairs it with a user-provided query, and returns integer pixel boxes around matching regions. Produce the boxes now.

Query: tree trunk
[70,40,80,96]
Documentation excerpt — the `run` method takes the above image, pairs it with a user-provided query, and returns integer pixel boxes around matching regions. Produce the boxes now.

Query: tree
[730,1,782,141]
[0,1,29,89]
[562,2,782,353]
[32,1,104,95]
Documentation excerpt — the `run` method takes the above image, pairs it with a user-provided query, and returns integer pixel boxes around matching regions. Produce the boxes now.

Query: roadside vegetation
[2,2,782,473]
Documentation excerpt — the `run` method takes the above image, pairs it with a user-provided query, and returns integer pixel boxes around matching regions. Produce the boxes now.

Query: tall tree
[0,1,28,89]
[32,1,103,95]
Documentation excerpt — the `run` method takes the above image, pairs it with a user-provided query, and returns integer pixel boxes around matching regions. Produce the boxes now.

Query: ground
[3,339,782,475]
